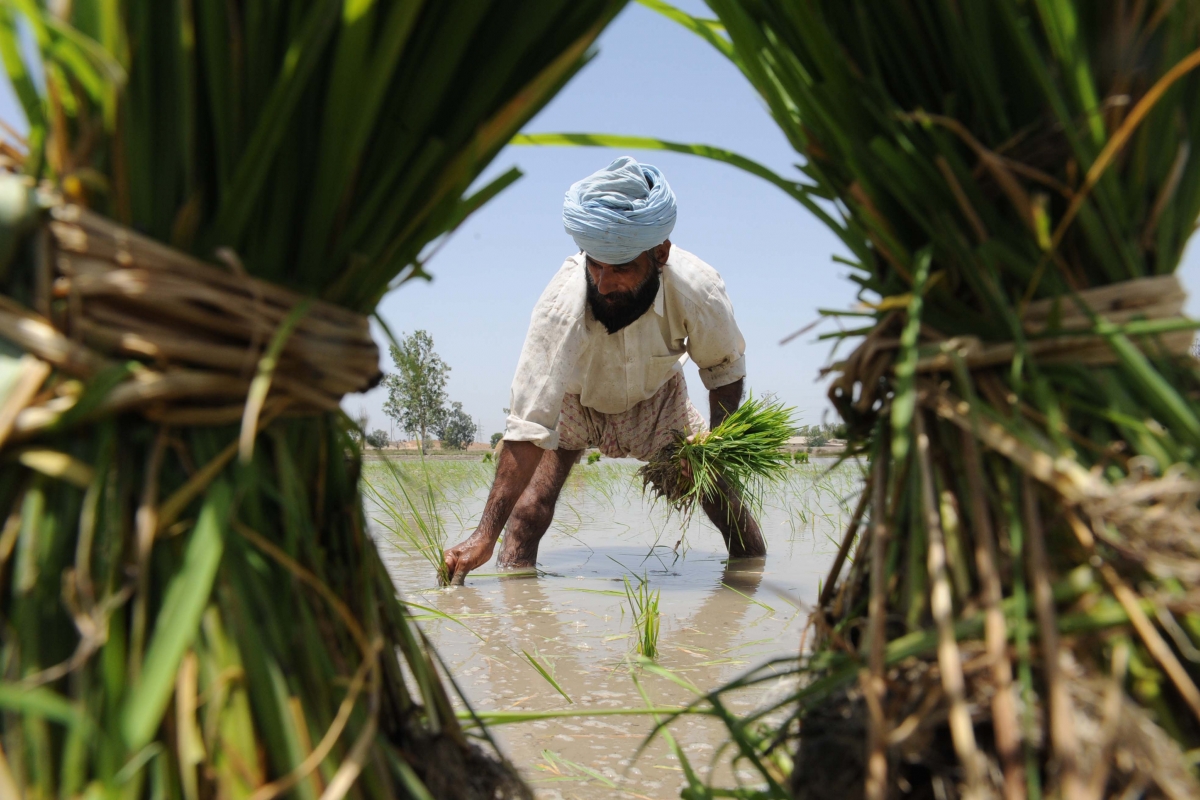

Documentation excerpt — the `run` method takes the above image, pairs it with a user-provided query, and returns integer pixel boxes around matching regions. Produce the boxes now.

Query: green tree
[365,429,390,449]
[383,330,449,454]
[490,432,503,448]
[354,410,370,448]
[438,402,478,450]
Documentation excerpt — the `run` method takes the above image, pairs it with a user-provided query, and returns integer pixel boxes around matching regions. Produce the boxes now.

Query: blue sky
[4,2,1200,440]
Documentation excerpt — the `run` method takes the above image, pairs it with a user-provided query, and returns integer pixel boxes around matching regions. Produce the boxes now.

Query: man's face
[584,250,661,334]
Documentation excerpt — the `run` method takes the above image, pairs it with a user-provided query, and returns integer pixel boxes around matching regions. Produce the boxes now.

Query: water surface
[367,457,861,799]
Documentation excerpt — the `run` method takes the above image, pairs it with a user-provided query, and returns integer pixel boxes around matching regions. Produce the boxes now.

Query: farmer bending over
[443,157,765,584]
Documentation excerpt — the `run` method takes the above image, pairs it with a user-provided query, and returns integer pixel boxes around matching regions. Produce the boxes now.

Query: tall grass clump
[560,1,1200,797]
[363,459,450,585]
[0,1,624,798]
[640,395,795,516]
[624,574,662,660]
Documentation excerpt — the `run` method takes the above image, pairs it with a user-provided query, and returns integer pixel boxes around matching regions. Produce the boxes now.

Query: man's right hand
[441,440,543,586]
[442,531,496,586]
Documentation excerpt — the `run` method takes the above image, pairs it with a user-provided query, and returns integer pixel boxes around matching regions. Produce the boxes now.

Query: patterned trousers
[555,372,707,461]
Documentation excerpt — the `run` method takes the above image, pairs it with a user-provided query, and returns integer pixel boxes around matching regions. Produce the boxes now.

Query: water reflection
[367,457,860,798]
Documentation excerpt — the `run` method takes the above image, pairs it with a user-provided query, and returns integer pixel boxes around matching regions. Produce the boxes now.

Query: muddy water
[367,458,862,799]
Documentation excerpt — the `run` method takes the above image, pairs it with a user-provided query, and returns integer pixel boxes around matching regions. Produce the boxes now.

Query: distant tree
[365,429,390,449]
[354,410,369,447]
[383,330,449,454]
[490,432,503,448]
[437,402,478,450]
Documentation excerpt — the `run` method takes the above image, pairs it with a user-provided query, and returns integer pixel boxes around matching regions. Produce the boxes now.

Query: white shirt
[504,246,747,450]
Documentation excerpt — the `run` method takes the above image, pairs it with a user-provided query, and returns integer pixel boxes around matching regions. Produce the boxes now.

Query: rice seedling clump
[639,395,795,516]
[623,575,662,659]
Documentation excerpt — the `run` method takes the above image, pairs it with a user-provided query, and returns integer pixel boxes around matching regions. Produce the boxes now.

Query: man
[443,156,765,585]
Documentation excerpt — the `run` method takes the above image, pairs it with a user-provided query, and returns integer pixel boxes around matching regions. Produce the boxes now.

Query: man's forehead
[584,252,644,269]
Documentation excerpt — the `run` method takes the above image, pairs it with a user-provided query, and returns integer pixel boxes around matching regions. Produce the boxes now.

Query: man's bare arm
[443,440,542,584]
[709,378,744,429]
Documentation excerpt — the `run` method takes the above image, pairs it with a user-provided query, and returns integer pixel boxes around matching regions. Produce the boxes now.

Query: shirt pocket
[645,354,685,397]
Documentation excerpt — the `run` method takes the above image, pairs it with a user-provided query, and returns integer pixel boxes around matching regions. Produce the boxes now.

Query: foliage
[366,428,390,449]
[353,408,371,446]
[437,401,478,450]
[623,574,661,660]
[587,451,603,465]
[0,0,626,797]
[363,458,450,585]
[795,422,844,441]
[640,395,795,517]
[490,431,504,448]
[2,0,625,312]
[384,330,449,452]
[627,1,1200,797]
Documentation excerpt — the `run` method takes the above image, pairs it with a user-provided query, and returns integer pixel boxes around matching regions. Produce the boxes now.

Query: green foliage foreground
[545,1,1200,797]
[0,1,625,798]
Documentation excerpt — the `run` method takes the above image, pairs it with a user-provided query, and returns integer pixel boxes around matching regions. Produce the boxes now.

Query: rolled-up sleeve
[686,284,747,390]
[504,263,588,449]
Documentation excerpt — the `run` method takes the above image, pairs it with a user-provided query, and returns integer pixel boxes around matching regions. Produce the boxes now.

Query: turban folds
[562,156,677,264]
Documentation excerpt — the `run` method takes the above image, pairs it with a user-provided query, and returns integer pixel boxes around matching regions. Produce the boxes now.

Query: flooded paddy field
[364,457,864,799]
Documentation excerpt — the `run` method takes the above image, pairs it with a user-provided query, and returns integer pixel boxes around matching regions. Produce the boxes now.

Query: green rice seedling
[623,574,661,660]
[639,395,796,516]
[587,451,602,465]
[521,649,573,704]
[721,582,775,615]
[457,704,698,728]
[363,457,450,585]
[401,599,484,641]
[792,451,808,464]
[536,750,617,789]
[562,587,626,597]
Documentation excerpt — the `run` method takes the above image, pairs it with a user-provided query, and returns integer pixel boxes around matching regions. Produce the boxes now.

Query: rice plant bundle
[639,395,795,516]
[608,1,1200,797]
[0,1,624,798]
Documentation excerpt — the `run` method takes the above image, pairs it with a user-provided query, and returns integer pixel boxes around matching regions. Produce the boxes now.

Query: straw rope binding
[828,275,1200,586]
[0,188,379,443]
[829,274,1194,423]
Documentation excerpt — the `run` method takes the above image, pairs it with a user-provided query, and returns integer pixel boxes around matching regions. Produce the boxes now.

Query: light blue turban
[563,156,677,264]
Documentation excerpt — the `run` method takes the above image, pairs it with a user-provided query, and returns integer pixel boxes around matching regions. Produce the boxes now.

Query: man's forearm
[709,378,744,429]
[475,440,542,542]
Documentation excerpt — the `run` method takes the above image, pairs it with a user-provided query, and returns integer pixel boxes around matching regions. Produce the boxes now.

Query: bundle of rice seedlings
[0,2,625,798]
[639,395,795,516]
[571,2,1200,797]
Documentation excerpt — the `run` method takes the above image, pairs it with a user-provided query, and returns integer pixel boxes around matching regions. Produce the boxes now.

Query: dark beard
[585,267,660,334]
